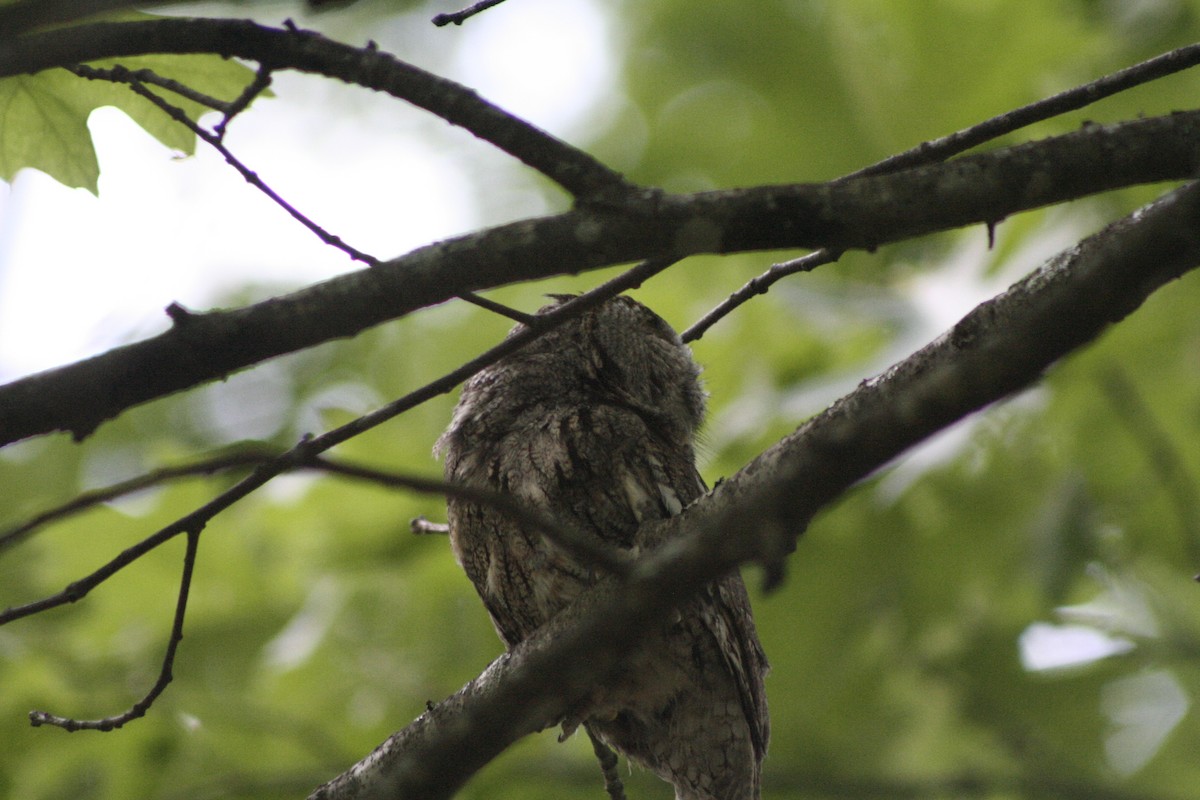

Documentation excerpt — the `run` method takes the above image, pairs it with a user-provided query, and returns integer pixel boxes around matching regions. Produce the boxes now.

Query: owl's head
[533,295,706,441]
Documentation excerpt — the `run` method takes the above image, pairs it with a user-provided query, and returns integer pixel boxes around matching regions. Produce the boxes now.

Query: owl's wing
[707,573,771,757]
[443,499,533,648]
[672,468,770,759]
[448,401,769,755]
[628,452,771,759]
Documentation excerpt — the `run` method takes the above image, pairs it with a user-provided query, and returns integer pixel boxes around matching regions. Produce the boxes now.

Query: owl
[437,295,769,800]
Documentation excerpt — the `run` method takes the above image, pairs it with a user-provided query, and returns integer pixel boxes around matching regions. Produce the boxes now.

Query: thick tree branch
[0,0,193,37]
[3,110,1199,446]
[685,41,1200,340]
[0,18,637,201]
[309,182,1200,798]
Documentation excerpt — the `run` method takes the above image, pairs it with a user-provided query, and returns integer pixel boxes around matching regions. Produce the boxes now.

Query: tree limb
[684,40,1200,341]
[432,0,512,26]
[0,18,637,201]
[28,528,201,732]
[3,109,1198,446]
[308,181,1200,799]
[0,260,672,630]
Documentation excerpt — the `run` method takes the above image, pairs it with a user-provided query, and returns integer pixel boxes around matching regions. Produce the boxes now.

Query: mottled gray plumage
[438,295,769,800]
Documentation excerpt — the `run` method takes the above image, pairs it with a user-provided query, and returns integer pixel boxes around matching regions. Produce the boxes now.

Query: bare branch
[432,0,511,26]
[0,18,637,201]
[214,63,274,139]
[410,516,449,535]
[683,249,839,342]
[0,446,275,553]
[1,259,673,629]
[4,109,1199,446]
[69,62,234,112]
[309,180,1200,799]
[847,41,1200,181]
[313,458,633,575]
[455,292,538,325]
[70,62,378,266]
[29,529,201,731]
[686,41,1200,341]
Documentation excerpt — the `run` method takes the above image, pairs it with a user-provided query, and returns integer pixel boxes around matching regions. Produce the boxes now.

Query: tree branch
[0,0,193,38]
[308,181,1200,798]
[28,528,201,731]
[0,445,276,553]
[684,41,1200,341]
[0,260,672,630]
[3,109,1199,446]
[432,0,512,26]
[0,18,638,202]
[72,63,379,265]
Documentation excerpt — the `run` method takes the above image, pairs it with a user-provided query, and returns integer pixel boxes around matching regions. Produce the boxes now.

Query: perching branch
[3,108,1199,446]
[309,179,1200,800]
[5,457,629,731]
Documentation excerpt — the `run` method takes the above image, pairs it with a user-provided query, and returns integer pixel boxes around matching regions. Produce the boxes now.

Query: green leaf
[0,52,263,193]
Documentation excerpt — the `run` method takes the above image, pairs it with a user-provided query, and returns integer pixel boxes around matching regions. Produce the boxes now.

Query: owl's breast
[445,400,696,644]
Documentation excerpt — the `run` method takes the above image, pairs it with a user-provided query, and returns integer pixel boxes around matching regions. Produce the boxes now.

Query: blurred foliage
[4,1,1200,799]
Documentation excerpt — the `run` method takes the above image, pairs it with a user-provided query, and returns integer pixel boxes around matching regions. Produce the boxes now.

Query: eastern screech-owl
[438,295,769,800]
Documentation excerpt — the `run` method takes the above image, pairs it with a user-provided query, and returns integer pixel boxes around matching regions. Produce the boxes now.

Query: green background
[3,1,1200,797]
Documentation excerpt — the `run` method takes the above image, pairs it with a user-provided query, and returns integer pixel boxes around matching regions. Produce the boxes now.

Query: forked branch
[684,41,1200,341]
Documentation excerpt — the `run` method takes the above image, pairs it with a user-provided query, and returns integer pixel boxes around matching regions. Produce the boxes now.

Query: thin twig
[29,528,202,731]
[457,292,538,325]
[411,516,450,535]
[684,42,1200,342]
[214,63,274,140]
[0,447,276,553]
[0,257,674,627]
[681,249,839,342]
[74,64,378,266]
[70,62,232,112]
[314,458,632,575]
[842,42,1200,183]
[432,0,510,27]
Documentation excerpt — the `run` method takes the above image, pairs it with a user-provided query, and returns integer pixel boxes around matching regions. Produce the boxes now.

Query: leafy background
[2,1,1200,798]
